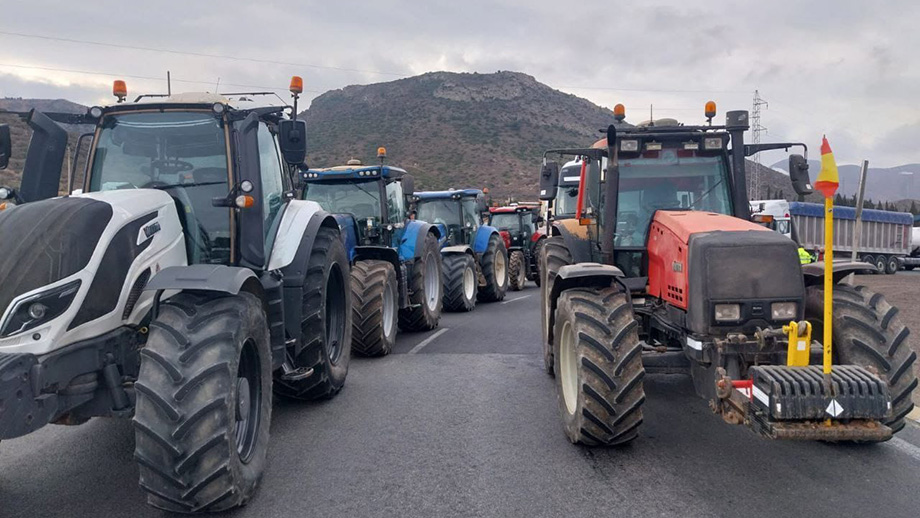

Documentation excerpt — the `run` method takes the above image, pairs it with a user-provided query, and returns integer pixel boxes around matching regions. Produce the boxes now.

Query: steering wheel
[143,182,205,264]
[151,158,194,173]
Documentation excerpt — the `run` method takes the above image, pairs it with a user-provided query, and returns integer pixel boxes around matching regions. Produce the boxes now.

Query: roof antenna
[649,104,654,126]
[215,77,221,94]
[167,70,171,96]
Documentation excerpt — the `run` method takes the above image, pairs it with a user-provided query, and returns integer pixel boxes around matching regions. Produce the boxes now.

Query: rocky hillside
[303,71,616,197]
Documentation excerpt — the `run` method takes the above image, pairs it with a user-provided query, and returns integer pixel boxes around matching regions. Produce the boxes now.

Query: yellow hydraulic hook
[783,320,812,367]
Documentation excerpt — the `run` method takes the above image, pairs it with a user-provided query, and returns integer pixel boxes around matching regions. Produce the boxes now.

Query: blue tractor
[414,189,509,311]
[301,153,443,356]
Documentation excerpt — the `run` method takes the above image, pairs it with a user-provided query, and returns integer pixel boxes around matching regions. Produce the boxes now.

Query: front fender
[441,245,473,255]
[400,220,440,261]
[802,260,878,286]
[146,264,259,295]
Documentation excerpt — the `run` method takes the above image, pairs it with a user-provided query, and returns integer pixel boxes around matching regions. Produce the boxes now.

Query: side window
[385,180,406,223]
[257,123,285,255]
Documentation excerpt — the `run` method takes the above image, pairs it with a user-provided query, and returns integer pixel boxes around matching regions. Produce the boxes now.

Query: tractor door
[256,122,289,261]
[384,178,407,248]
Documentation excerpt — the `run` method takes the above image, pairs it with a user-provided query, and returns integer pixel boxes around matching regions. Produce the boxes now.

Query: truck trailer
[789,201,915,274]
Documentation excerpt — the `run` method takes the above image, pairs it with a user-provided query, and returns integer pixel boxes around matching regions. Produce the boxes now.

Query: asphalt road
[3,284,920,517]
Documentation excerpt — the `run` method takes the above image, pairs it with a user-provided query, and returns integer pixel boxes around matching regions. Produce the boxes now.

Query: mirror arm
[744,142,808,159]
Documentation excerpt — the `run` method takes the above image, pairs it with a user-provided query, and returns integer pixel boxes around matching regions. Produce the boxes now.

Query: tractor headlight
[620,139,639,152]
[771,302,798,321]
[714,303,741,322]
[703,137,723,150]
[0,280,82,337]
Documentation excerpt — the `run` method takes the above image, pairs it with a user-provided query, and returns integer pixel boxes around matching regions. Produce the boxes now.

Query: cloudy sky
[1,0,917,166]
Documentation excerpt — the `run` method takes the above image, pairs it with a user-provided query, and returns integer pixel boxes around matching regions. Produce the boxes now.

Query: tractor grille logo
[143,221,161,239]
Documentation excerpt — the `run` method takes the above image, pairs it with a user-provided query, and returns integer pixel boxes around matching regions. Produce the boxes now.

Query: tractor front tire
[478,234,509,302]
[274,226,351,400]
[351,260,398,357]
[399,232,443,331]
[553,286,645,446]
[509,250,526,291]
[134,292,272,513]
[531,238,546,287]
[805,284,918,436]
[541,237,572,375]
[442,253,477,312]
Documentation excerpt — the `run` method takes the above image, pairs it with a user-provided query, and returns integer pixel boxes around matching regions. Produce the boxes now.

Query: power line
[0,62,322,93]
[557,85,748,94]
[0,29,411,77]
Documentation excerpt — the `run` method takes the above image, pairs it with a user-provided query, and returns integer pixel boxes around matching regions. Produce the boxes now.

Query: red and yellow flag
[814,136,839,198]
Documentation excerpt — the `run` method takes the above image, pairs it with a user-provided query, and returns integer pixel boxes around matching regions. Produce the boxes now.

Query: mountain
[770,159,920,202]
[303,71,616,197]
[0,98,87,114]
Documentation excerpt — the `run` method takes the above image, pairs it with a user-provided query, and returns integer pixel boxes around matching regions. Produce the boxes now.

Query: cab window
[257,123,286,256]
[385,180,406,223]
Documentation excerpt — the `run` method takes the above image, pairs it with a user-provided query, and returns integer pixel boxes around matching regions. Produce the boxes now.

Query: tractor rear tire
[274,226,351,400]
[399,232,443,331]
[509,250,526,291]
[805,284,918,436]
[478,234,509,302]
[541,237,572,376]
[351,260,398,357]
[531,238,545,287]
[442,253,477,312]
[886,256,900,275]
[134,292,272,513]
[553,286,645,446]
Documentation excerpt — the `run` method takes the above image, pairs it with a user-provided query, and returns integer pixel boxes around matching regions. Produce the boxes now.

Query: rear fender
[802,261,877,287]
[473,225,499,253]
[546,264,626,347]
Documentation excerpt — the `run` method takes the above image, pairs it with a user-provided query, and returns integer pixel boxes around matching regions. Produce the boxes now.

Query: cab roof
[304,164,406,180]
[489,205,538,214]
[415,189,482,200]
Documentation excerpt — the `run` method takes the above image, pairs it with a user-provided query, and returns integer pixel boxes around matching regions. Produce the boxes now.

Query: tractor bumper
[0,352,57,440]
[742,365,892,441]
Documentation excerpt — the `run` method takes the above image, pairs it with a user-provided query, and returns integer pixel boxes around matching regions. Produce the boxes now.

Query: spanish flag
[814,136,839,198]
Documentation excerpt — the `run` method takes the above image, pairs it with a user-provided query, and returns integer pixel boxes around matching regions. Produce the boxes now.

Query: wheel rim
[494,249,507,288]
[877,258,886,271]
[383,281,396,337]
[516,255,526,285]
[424,253,440,312]
[559,320,578,415]
[235,339,262,463]
[463,263,475,301]
[325,264,347,364]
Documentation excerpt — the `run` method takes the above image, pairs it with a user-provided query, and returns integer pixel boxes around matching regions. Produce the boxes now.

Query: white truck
[749,199,792,238]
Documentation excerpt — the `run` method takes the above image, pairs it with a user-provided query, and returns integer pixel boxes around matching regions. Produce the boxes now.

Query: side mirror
[788,154,813,196]
[401,173,415,196]
[539,161,559,201]
[278,119,307,166]
[0,125,10,170]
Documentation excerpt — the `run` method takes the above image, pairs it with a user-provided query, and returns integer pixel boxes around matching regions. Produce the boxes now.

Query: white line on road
[890,437,920,463]
[501,294,533,305]
[407,328,450,354]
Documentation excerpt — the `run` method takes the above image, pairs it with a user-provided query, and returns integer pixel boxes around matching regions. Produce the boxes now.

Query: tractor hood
[647,211,804,335]
[0,190,186,355]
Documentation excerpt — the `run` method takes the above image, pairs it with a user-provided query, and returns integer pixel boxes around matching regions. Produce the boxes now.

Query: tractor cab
[302,153,415,248]
[488,204,540,250]
[415,189,487,246]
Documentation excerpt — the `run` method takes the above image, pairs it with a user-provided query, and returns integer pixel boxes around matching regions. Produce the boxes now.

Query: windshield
[555,185,579,217]
[614,151,731,247]
[88,110,231,264]
[303,180,381,220]
[417,198,460,226]
[490,213,520,234]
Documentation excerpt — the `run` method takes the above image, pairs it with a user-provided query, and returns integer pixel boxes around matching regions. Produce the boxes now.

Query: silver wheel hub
[559,320,578,415]
[463,264,475,300]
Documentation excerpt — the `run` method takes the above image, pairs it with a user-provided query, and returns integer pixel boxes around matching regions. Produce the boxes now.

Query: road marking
[890,437,920,463]
[502,294,532,305]
[407,328,449,354]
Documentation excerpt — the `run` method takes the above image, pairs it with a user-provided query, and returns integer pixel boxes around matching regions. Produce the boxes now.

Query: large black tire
[134,292,272,513]
[399,232,442,331]
[351,260,398,357]
[886,256,900,275]
[553,286,645,446]
[509,250,526,291]
[477,233,509,302]
[541,237,572,375]
[531,238,546,286]
[805,284,918,436]
[874,255,887,275]
[274,226,351,400]
[442,253,477,312]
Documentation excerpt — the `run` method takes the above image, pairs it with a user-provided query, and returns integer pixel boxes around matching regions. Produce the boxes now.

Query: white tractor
[0,79,352,512]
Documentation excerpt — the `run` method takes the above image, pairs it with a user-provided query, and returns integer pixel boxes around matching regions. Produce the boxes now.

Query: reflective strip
[562,176,581,182]
[752,385,770,406]
[686,337,703,350]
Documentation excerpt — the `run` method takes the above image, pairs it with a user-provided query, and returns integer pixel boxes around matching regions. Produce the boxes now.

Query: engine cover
[646,210,804,335]
[0,190,187,355]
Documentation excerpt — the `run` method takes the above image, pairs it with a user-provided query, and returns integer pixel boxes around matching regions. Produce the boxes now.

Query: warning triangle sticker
[826,399,844,417]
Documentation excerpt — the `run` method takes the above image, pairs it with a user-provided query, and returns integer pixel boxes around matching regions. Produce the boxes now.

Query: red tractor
[540,103,916,446]
[488,204,545,290]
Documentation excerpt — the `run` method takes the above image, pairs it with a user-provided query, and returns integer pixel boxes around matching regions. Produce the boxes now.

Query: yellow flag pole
[823,197,833,377]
